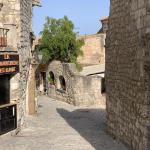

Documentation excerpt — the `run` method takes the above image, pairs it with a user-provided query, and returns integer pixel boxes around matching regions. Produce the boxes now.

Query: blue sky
[33,0,110,36]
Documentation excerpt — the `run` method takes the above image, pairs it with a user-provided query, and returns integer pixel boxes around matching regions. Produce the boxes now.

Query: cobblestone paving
[0,96,128,150]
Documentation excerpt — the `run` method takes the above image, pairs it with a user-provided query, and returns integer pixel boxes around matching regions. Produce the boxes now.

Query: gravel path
[0,96,128,150]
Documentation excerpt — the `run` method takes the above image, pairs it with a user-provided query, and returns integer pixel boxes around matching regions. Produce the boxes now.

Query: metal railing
[0,28,9,47]
[0,104,17,135]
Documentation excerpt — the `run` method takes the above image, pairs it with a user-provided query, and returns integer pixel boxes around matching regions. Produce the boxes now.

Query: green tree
[38,16,84,67]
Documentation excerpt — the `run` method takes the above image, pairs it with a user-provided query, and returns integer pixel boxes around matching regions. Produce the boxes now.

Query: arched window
[59,76,66,91]
[49,71,55,85]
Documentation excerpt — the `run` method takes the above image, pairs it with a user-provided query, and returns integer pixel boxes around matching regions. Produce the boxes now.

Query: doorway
[0,75,10,105]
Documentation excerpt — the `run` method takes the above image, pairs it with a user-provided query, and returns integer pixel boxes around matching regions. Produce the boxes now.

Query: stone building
[37,18,108,106]
[46,61,105,106]
[106,0,150,150]
[78,17,108,65]
[0,0,40,135]
[36,17,108,95]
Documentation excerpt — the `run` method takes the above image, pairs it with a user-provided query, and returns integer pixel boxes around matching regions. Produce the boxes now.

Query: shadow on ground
[56,108,119,150]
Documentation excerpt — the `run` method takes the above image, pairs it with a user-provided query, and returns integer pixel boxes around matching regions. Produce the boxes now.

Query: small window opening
[101,77,106,94]
[49,71,55,85]
[59,76,66,91]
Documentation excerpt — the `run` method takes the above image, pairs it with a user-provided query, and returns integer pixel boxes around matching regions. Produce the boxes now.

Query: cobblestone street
[0,96,127,150]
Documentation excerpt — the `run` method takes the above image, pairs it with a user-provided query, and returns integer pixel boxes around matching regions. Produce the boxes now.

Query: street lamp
[37,51,43,63]
[31,49,43,65]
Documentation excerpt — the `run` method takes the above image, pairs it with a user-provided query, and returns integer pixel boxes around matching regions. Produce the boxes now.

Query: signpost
[0,52,19,74]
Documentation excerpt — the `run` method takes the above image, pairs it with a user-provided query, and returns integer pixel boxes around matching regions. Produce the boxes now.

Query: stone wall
[0,0,35,131]
[73,75,105,106]
[78,33,106,65]
[47,61,105,106]
[0,0,20,49]
[106,0,150,149]
[17,0,33,129]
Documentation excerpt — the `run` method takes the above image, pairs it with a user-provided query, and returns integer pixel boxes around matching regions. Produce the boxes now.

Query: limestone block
[47,61,105,106]
[106,0,150,149]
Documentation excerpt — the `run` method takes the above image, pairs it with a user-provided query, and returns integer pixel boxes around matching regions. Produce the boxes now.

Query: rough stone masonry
[106,0,150,150]
[47,61,105,106]
[0,0,40,133]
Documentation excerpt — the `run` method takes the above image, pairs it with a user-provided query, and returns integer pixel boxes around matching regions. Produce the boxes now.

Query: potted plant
[48,76,55,86]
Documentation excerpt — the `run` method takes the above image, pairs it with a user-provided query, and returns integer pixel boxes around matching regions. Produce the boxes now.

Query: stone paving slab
[0,96,128,150]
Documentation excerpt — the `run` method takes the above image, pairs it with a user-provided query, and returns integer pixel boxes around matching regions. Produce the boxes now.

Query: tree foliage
[37,16,84,64]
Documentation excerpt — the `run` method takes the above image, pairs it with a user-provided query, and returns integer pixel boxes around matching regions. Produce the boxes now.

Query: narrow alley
[0,96,127,150]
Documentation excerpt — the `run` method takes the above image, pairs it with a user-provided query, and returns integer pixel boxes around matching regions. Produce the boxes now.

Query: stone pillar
[27,63,38,115]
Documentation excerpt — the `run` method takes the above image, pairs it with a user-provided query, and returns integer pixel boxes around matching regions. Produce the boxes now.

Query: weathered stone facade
[106,0,150,149]
[47,61,105,106]
[0,0,40,133]
[78,33,106,65]
[78,18,108,65]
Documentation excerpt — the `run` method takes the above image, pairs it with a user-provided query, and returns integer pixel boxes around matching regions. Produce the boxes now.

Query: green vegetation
[37,16,84,70]
[47,75,55,85]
